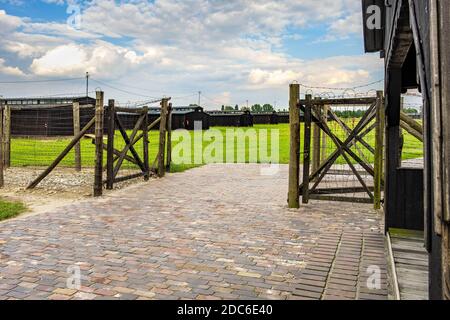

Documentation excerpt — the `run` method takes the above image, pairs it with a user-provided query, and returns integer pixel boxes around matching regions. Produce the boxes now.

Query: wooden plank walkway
[389,231,429,300]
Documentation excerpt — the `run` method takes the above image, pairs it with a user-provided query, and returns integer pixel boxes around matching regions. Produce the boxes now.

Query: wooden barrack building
[362,0,450,299]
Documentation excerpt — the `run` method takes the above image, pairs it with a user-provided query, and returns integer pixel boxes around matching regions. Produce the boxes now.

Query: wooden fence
[0,91,173,196]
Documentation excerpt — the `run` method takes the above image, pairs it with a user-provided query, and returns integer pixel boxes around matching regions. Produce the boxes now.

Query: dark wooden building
[208,110,253,127]
[277,112,290,124]
[253,112,279,125]
[0,96,96,137]
[119,105,210,131]
[171,106,210,130]
[362,0,450,299]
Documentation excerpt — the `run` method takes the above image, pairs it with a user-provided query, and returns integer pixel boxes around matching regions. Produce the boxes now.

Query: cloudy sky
[0,0,384,109]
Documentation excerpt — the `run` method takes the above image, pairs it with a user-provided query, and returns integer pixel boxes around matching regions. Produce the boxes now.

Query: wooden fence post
[143,106,150,181]
[302,94,313,204]
[73,102,81,172]
[3,106,11,168]
[288,83,301,209]
[374,91,385,210]
[0,106,3,188]
[158,98,169,178]
[321,105,329,161]
[106,99,115,190]
[94,91,104,197]
[312,99,321,175]
[166,103,173,172]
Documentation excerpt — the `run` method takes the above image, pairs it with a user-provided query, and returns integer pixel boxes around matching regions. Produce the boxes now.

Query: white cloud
[0,1,383,106]
[320,12,363,42]
[30,41,151,77]
[0,9,22,31]
[0,58,25,76]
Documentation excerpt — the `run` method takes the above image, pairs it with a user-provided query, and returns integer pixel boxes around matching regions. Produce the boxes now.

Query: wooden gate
[104,98,172,190]
[288,87,385,208]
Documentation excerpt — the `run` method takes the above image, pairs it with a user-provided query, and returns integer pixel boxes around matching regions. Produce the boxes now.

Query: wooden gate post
[106,99,115,190]
[73,102,82,172]
[302,94,313,204]
[312,99,322,176]
[142,106,150,181]
[0,106,3,188]
[3,105,11,168]
[93,91,104,197]
[321,105,329,161]
[288,83,301,209]
[166,103,173,172]
[374,91,385,210]
[158,98,169,178]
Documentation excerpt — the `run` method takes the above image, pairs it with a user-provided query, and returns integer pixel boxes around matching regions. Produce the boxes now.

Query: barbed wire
[89,79,162,99]
[305,89,379,100]
[297,79,383,91]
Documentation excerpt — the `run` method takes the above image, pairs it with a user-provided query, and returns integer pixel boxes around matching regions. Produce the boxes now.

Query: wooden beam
[433,0,450,300]
[312,186,375,195]
[143,106,150,181]
[438,0,450,225]
[309,194,373,204]
[166,103,173,172]
[113,172,146,184]
[401,111,423,135]
[374,91,385,210]
[115,107,147,114]
[3,106,11,168]
[312,103,321,176]
[106,99,115,190]
[73,102,81,172]
[93,91,104,197]
[158,99,169,178]
[385,68,402,233]
[288,83,301,209]
[400,120,424,142]
[321,105,329,162]
[302,94,312,204]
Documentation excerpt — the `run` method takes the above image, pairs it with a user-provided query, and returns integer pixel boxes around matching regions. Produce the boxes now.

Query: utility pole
[198,91,201,107]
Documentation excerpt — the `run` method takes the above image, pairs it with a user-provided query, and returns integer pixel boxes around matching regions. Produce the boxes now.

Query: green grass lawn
[10,123,423,173]
[0,199,27,221]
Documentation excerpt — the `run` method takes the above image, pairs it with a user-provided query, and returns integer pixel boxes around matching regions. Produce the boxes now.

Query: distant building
[119,105,210,131]
[252,111,279,125]
[207,110,253,127]
[170,105,210,130]
[0,96,96,137]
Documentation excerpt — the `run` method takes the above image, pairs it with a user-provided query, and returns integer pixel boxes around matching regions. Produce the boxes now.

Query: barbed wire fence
[0,86,171,194]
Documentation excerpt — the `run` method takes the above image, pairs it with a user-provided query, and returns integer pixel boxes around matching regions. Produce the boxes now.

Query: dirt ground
[0,166,154,218]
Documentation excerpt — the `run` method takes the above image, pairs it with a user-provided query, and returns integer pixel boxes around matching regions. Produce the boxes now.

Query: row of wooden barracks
[362,0,449,299]
[0,98,293,137]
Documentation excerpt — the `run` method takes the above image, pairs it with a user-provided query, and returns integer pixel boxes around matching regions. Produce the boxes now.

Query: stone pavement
[0,164,388,300]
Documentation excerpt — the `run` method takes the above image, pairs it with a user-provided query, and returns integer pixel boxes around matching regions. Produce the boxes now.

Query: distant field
[10,123,423,173]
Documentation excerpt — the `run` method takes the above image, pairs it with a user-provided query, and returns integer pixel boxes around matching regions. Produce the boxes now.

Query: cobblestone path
[0,164,387,300]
